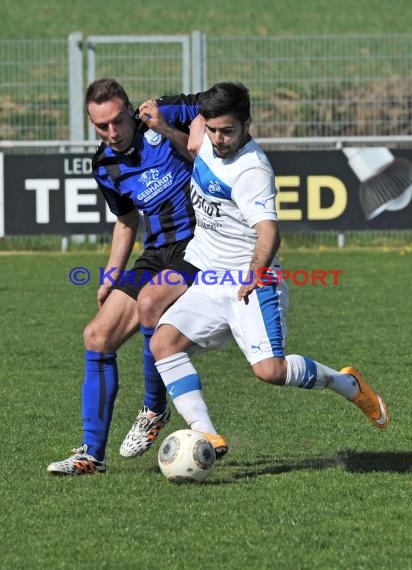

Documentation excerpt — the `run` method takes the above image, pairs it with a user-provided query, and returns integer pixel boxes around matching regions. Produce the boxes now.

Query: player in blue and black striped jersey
[47,78,224,475]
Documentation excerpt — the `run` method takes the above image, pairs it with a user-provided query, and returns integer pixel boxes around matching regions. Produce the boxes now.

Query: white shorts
[157,275,289,365]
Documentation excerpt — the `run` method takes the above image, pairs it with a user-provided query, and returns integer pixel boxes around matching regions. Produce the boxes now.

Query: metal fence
[85,34,191,141]
[205,34,412,138]
[0,32,411,145]
[0,38,69,140]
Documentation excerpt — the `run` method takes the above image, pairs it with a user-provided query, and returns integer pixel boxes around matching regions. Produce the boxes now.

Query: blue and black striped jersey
[92,93,200,249]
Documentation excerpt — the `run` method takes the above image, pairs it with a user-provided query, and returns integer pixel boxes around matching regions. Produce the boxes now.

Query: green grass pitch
[1,2,412,568]
[2,0,412,37]
[1,249,411,569]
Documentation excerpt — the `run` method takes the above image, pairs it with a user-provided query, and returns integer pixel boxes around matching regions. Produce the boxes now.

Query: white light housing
[342,147,394,182]
[343,147,412,220]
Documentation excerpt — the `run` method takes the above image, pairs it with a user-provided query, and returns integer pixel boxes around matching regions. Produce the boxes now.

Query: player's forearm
[249,220,279,273]
[160,124,193,162]
[102,214,138,283]
[237,222,278,302]
[187,115,206,158]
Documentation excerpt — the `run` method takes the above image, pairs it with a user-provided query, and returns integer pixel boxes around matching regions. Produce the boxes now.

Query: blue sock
[82,350,119,461]
[141,326,167,413]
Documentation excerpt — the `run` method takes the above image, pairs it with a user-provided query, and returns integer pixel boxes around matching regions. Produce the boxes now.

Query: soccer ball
[158,429,216,483]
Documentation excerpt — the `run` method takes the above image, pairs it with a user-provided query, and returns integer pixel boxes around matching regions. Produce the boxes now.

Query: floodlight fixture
[343,147,412,220]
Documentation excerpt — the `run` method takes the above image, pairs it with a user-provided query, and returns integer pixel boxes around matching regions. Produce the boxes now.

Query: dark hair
[199,82,251,123]
[84,78,131,110]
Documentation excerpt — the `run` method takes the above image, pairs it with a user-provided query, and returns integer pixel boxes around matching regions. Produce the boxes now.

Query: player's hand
[237,271,260,304]
[97,284,113,308]
[237,284,256,304]
[138,99,168,133]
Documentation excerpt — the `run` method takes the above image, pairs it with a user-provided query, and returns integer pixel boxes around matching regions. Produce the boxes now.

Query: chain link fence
[0,38,69,141]
[1,32,411,145]
[206,34,412,138]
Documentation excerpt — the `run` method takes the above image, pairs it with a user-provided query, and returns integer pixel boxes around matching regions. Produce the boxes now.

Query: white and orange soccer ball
[158,429,216,483]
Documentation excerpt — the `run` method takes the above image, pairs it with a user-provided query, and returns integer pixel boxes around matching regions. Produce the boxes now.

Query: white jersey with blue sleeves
[184,134,278,272]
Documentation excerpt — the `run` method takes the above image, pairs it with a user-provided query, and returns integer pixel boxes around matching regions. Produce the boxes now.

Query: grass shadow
[146,451,412,486]
[226,451,412,480]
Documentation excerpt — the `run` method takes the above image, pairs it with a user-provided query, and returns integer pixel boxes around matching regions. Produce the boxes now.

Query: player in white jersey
[148,82,390,446]
[185,131,278,273]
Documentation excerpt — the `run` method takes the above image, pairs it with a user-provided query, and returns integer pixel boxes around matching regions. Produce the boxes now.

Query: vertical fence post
[182,35,191,93]
[87,39,97,142]
[0,153,4,237]
[201,32,208,89]
[68,32,84,143]
[191,30,207,92]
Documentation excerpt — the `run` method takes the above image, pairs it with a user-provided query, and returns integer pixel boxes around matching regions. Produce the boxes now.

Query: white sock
[285,354,359,399]
[324,367,359,400]
[285,354,324,388]
[155,352,217,433]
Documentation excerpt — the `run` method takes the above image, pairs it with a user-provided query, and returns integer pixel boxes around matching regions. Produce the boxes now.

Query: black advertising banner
[267,148,412,231]
[2,149,412,235]
[3,154,116,235]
